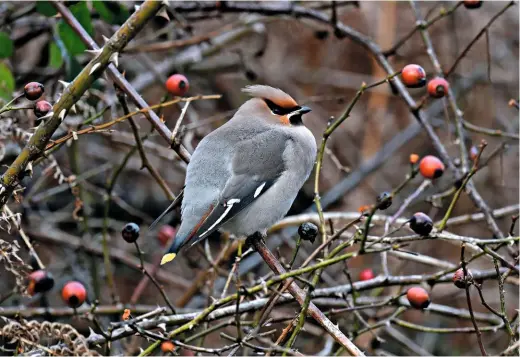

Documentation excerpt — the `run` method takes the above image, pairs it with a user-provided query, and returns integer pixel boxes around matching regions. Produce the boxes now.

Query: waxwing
[154,85,317,265]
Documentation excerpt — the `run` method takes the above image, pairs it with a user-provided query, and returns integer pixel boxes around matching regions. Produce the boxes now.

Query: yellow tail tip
[160,253,177,265]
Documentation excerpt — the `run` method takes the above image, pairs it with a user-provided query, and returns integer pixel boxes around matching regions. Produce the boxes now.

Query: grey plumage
[160,85,316,262]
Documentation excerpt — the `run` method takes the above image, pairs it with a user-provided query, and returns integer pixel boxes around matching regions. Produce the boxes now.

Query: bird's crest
[242,85,298,108]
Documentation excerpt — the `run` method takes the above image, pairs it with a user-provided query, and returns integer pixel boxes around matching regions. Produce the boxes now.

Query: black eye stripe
[264,99,300,116]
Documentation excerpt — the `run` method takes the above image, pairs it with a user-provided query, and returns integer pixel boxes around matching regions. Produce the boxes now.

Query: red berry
[158,225,176,247]
[34,100,52,118]
[24,82,44,101]
[401,64,426,88]
[464,0,482,9]
[359,268,375,281]
[427,77,449,98]
[166,74,189,96]
[62,281,87,308]
[407,287,430,309]
[161,341,175,353]
[27,270,54,296]
[419,155,445,179]
[409,212,433,236]
[453,268,473,289]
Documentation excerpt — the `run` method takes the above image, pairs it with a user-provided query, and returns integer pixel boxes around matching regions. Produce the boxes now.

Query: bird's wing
[188,130,289,246]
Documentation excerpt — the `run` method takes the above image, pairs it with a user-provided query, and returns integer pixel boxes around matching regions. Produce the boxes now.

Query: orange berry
[359,269,375,281]
[409,153,419,165]
[62,281,87,308]
[419,155,445,179]
[166,74,189,96]
[161,341,175,353]
[158,225,176,247]
[427,77,449,98]
[401,64,426,88]
[358,204,371,213]
[407,287,430,309]
[463,0,482,9]
[122,308,131,321]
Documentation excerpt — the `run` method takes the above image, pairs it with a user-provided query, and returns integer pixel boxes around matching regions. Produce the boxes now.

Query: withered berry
[24,82,44,101]
[298,222,318,243]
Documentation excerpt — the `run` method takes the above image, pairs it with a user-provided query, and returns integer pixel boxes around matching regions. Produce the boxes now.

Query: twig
[3,205,44,270]
[134,242,176,314]
[460,243,487,355]
[445,1,516,77]
[0,0,165,209]
[437,140,486,231]
[249,234,364,356]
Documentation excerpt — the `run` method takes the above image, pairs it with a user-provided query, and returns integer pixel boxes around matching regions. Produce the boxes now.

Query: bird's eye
[271,107,282,115]
[264,99,285,116]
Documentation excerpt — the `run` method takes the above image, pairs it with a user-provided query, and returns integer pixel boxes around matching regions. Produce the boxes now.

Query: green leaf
[104,2,130,25]
[0,63,15,100]
[70,2,93,35]
[36,1,57,17]
[0,32,13,58]
[49,42,64,69]
[93,1,114,24]
[57,1,93,56]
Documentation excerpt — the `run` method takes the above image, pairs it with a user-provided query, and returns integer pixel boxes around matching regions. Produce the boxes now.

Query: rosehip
[158,225,176,247]
[298,222,318,243]
[453,268,473,289]
[27,270,54,296]
[464,0,482,9]
[62,281,87,308]
[427,77,449,98]
[34,100,52,118]
[401,64,426,88]
[419,155,445,179]
[409,153,419,165]
[165,74,189,96]
[24,82,44,101]
[161,341,175,353]
[376,192,392,210]
[122,222,140,243]
[407,287,430,309]
[409,212,433,236]
[359,268,375,281]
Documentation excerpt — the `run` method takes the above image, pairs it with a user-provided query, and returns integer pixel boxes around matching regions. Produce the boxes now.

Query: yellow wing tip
[160,253,177,265]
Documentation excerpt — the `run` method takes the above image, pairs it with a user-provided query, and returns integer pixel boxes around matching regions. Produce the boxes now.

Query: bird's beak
[298,106,312,115]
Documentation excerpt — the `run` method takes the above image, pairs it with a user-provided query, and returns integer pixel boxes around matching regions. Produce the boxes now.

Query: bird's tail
[160,235,185,265]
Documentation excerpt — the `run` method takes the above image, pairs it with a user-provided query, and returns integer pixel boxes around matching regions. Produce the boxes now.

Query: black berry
[409,212,433,236]
[298,222,318,243]
[376,192,392,210]
[122,222,140,243]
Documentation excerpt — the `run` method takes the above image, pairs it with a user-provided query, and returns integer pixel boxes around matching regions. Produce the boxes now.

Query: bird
[156,85,317,265]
